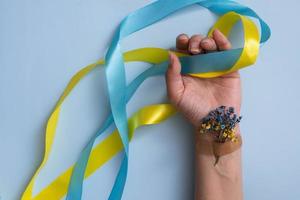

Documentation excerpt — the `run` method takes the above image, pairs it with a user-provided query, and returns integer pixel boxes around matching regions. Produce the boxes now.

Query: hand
[165,29,241,128]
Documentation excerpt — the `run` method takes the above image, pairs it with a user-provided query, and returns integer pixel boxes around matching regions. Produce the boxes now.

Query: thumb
[165,52,184,105]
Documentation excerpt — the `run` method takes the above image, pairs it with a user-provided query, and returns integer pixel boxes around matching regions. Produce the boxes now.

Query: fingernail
[189,40,201,54]
[190,45,200,54]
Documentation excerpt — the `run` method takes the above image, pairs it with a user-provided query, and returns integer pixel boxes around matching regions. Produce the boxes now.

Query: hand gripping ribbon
[21,0,270,199]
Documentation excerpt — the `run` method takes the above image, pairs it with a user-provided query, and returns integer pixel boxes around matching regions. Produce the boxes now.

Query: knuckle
[201,38,216,49]
[190,34,203,41]
[177,33,189,41]
[176,34,189,50]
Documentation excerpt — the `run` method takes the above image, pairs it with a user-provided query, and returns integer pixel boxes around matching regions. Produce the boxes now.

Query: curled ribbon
[21,0,270,199]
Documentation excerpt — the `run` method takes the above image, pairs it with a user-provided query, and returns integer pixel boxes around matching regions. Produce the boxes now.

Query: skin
[166,29,241,127]
[165,29,243,200]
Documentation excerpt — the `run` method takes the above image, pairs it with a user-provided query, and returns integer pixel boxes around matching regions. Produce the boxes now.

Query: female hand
[165,29,241,128]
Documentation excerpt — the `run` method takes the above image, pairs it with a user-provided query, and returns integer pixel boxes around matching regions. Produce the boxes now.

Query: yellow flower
[205,124,211,129]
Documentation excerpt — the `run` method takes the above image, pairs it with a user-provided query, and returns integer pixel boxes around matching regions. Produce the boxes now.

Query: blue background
[1,0,299,199]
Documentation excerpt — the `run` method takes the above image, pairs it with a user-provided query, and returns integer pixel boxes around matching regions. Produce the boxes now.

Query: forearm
[166,29,243,200]
[195,129,243,200]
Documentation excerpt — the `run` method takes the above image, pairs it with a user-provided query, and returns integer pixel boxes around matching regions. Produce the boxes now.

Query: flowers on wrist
[199,106,242,143]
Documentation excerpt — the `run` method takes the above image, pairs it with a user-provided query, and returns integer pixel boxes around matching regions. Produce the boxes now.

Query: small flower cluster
[199,106,242,143]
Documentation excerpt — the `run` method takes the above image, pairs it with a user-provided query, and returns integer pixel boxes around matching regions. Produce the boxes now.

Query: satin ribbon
[21,0,270,199]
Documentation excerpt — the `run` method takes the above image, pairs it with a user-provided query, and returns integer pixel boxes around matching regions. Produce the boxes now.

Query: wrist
[194,106,242,165]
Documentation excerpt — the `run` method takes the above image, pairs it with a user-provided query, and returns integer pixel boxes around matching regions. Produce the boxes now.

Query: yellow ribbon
[22,12,259,200]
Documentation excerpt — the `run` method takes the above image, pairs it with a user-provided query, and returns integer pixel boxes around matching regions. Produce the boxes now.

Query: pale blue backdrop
[1,0,299,199]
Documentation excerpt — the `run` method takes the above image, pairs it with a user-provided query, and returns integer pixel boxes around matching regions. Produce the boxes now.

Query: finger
[212,29,232,50]
[188,34,204,54]
[200,37,217,52]
[176,34,189,52]
[212,30,237,77]
[166,52,184,105]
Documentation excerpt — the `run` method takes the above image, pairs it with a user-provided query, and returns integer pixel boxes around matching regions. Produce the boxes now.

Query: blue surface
[0,0,299,200]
